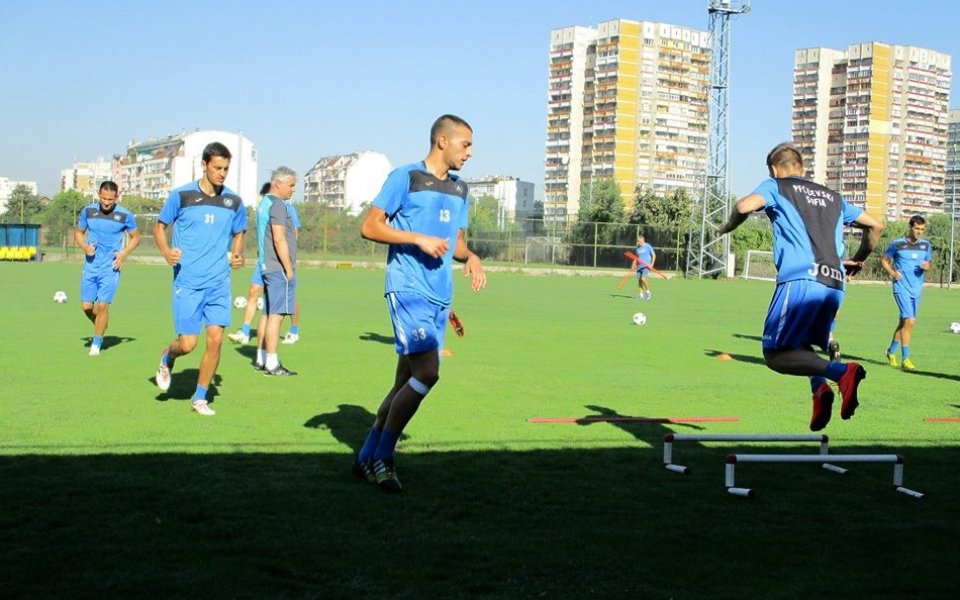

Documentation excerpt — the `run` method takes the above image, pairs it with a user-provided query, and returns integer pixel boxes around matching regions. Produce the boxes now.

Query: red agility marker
[924,417,960,423]
[625,250,668,279]
[528,416,740,424]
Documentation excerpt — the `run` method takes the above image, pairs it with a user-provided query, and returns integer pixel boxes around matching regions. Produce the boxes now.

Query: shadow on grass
[81,335,136,350]
[1,444,957,598]
[704,348,766,366]
[151,370,222,402]
[303,404,409,451]
[731,332,763,342]
[359,332,394,345]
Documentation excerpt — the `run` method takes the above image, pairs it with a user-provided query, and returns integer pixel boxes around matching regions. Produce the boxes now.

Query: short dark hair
[766,143,803,170]
[201,142,232,164]
[430,114,472,146]
[908,215,926,227]
[99,180,119,194]
[259,182,271,196]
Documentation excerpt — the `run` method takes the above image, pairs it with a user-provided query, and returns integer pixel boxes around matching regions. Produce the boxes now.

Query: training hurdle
[663,433,845,475]
[724,454,923,499]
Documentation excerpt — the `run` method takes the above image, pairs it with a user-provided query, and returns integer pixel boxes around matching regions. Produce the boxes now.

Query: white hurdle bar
[663,433,845,475]
[724,453,923,498]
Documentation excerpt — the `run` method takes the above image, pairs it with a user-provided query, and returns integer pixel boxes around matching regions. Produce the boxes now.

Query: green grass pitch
[1,261,959,598]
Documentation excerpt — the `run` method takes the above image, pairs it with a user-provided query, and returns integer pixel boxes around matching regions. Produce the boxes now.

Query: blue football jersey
[753,177,863,290]
[885,237,932,297]
[373,162,470,307]
[158,181,247,289]
[634,243,655,269]
[77,203,138,274]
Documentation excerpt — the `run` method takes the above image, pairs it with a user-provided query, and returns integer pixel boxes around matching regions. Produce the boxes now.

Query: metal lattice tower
[686,0,750,278]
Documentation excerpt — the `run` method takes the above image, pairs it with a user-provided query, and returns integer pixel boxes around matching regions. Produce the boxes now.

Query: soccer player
[353,114,487,492]
[281,199,302,344]
[74,181,141,356]
[153,142,247,416]
[881,215,932,371]
[632,234,656,300]
[719,143,884,431]
[228,183,271,346]
[254,166,299,376]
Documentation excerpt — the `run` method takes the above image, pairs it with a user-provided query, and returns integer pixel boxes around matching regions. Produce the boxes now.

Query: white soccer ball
[632,312,647,326]
[950,321,960,334]
[53,290,68,303]
[234,295,248,309]
[257,297,264,311]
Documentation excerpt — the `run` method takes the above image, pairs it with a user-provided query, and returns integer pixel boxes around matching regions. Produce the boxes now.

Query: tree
[43,189,87,247]
[1,184,43,224]
[629,186,694,231]
[565,178,627,266]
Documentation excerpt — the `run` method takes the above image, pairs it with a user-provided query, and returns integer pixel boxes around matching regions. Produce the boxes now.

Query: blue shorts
[172,277,232,335]
[386,291,448,355]
[636,269,649,279]
[263,270,296,315]
[893,292,920,319]
[81,269,120,304]
[250,263,263,287]
[762,279,843,352]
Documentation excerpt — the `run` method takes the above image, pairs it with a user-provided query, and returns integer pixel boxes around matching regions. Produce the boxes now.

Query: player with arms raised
[720,143,884,431]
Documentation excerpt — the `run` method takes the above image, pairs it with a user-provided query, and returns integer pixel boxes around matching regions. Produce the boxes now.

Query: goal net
[742,250,776,281]
[524,236,566,264]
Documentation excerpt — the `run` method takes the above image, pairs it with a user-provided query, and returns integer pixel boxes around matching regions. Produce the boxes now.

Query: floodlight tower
[686,0,750,279]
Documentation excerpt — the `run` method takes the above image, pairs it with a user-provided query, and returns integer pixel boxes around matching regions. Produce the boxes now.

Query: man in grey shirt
[256,166,298,376]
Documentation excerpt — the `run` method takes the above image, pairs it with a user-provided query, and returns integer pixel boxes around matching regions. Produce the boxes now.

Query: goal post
[742,250,776,281]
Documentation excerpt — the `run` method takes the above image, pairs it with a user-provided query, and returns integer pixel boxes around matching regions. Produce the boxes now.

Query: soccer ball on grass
[234,296,248,309]
[632,312,647,326]
[949,321,960,334]
[53,291,68,303]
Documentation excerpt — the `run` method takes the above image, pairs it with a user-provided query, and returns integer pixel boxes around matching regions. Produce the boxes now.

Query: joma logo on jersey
[807,261,844,283]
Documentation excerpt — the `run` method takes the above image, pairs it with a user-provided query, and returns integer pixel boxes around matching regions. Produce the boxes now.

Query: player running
[881,216,932,371]
[353,114,486,492]
[153,142,247,416]
[74,181,141,355]
[719,143,884,431]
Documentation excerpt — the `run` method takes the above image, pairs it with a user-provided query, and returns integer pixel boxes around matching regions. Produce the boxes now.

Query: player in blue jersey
[228,183,271,346]
[881,216,932,372]
[73,181,141,356]
[152,142,248,416]
[281,199,302,344]
[719,143,884,431]
[632,234,656,300]
[254,166,299,376]
[353,114,487,492]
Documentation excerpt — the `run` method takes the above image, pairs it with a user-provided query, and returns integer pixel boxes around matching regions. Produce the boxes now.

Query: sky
[2,0,959,200]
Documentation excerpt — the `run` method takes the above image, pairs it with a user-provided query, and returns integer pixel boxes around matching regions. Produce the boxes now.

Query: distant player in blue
[153,142,247,416]
[228,183,272,346]
[73,180,141,356]
[354,114,487,492]
[881,216,932,372]
[719,143,884,431]
[632,234,656,300]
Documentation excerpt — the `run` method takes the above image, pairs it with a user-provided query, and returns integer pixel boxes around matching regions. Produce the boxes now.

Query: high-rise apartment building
[116,130,258,204]
[544,19,710,220]
[947,110,960,215]
[793,43,952,219]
